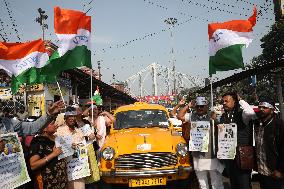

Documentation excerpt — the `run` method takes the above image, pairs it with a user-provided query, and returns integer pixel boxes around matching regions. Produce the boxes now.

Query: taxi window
[114,109,169,130]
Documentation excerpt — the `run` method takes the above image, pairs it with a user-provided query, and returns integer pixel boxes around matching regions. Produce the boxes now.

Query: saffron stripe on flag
[54,7,91,34]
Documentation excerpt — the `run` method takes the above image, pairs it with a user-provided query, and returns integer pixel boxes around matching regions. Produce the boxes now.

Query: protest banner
[55,135,74,160]
[217,123,237,159]
[0,133,31,189]
[80,124,94,137]
[188,121,210,152]
[67,145,90,181]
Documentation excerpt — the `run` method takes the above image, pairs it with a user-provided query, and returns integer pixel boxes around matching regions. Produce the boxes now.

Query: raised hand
[52,146,62,157]
[48,100,65,115]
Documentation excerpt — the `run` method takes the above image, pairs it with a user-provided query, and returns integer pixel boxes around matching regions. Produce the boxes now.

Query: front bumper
[100,166,192,177]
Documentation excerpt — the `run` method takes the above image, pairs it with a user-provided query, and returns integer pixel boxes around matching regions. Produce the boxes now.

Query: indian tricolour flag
[0,39,49,93]
[208,7,257,75]
[40,7,92,80]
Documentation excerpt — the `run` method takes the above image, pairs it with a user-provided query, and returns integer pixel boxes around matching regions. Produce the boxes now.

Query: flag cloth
[92,88,103,105]
[0,39,49,93]
[208,7,257,75]
[40,6,92,80]
[87,87,103,105]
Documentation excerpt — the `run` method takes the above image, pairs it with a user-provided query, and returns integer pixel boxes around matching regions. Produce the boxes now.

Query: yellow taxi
[99,102,192,188]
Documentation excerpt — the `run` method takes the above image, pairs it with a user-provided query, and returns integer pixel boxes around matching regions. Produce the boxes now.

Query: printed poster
[80,124,94,137]
[217,123,238,159]
[55,135,74,160]
[67,145,90,181]
[0,132,31,189]
[188,121,210,152]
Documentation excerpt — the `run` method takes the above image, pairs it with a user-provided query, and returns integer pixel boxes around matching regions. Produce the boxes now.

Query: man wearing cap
[219,92,256,189]
[177,97,224,189]
[55,106,86,189]
[255,98,284,189]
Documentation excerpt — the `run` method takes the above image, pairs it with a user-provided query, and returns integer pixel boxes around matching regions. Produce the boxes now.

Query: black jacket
[220,104,253,146]
[255,118,284,173]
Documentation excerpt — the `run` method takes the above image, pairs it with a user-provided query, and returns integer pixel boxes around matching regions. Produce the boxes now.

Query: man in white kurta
[178,97,224,189]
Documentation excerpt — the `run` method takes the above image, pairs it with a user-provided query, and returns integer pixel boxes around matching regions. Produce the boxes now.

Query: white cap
[196,97,208,106]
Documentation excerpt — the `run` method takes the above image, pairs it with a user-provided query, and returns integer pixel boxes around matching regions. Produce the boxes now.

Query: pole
[13,95,16,116]
[210,77,214,109]
[164,18,177,98]
[56,80,66,107]
[97,60,101,80]
[42,22,45,41]
[36,8,48,41]
[210,76,215,155]
[91,69,94,123]
[277,76,284,120]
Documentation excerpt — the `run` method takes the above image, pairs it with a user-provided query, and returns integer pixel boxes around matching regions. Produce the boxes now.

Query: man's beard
[257,111,269,119]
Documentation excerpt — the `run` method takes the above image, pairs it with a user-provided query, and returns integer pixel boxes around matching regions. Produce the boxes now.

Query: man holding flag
[208,7,257,189]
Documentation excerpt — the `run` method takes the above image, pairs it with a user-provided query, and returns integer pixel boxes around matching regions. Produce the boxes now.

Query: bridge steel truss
[124,63,204,97]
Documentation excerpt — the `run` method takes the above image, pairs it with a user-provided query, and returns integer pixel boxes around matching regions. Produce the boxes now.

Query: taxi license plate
[129,177,166,187]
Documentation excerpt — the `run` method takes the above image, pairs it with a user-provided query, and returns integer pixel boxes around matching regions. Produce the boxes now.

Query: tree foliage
[260,20,284,63]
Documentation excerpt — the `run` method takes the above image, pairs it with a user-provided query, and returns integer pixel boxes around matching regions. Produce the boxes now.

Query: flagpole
[56,78,66,107]
[90,69,93,123]
[210,76,214,109]
[210,76,215,155]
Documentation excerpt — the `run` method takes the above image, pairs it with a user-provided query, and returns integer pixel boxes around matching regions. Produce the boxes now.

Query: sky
[0,0,275,96]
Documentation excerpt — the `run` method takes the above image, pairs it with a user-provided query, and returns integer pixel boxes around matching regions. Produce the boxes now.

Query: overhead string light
[94,0,272,55]
[3,0,21,41]
[236,0,273,11]
[94,15,199,55]
[0,18,8,41]
[93,1,215,55]
[143,0,214,22]
[183,0,273,21]
[143,0,267,42]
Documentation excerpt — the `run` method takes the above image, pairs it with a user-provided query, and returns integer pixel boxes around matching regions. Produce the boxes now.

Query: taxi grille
[115,152,178,169]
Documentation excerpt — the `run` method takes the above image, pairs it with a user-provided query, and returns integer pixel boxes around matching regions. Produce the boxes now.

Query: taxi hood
[110,127,175,155]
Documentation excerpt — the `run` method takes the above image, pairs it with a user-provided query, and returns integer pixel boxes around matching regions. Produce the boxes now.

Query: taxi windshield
[114,109,169,130]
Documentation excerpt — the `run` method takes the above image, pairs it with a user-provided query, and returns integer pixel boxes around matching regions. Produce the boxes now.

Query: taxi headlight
[101,147,115,160]
[176,143,188,156]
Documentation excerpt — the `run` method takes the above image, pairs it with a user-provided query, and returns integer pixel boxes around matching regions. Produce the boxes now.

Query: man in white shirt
[178,97,224,189]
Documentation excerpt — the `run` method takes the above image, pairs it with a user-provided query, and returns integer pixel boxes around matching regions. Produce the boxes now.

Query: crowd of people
[0,101,115,189]
[1,90,284,189]
[172,91,284,189]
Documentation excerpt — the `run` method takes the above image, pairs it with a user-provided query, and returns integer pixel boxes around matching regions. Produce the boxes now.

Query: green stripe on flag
[39,45,92,81]
[209,44,245,76]
[11,45,91,94]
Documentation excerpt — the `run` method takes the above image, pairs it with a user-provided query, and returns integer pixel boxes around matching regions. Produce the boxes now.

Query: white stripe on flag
[0,51,49,76]
[56,29,91,56]
[209,29,253,56]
